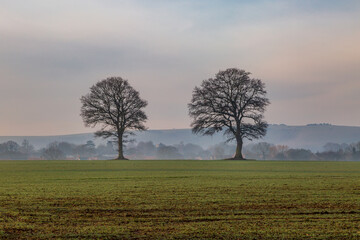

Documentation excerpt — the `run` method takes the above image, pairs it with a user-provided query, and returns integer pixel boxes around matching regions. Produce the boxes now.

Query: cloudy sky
[0,0,359,135]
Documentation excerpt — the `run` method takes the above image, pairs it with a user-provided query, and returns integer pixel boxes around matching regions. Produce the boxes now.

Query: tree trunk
[117,133,127,160]
[233,137,245,160]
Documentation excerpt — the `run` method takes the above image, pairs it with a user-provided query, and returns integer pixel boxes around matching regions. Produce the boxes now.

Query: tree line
[1,139,359,161]
[0,140,115,160]
[244,141,360,161]
[127,141,360,161]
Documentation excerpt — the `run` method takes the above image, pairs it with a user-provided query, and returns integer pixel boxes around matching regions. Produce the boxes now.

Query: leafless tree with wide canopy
[81,77,147,160]
[188,68,269,160]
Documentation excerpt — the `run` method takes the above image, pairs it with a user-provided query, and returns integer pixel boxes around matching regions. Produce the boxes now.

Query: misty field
[0,161,360,239]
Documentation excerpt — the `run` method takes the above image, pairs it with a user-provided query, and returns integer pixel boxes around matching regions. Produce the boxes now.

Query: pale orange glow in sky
[0,0,359,135]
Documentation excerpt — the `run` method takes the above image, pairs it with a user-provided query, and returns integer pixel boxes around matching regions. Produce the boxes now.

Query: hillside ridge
[1,124,360,151]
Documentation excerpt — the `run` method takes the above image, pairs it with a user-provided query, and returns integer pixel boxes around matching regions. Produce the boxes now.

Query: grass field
[0,160,360,239]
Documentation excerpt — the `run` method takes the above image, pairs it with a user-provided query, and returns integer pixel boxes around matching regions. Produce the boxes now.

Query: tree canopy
[188,68,270,159]
[80,77,148,160]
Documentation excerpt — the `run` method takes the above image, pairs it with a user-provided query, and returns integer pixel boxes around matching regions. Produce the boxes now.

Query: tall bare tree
[188,68,270,160]
[80,77,147,160]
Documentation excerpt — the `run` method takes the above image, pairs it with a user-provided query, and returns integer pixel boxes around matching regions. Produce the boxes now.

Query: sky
[0,0,359,136]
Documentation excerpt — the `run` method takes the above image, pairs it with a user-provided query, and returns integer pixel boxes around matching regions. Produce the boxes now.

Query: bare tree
[20,139,34,155]
[42,142,65,160]
[251,142,273,160]
[188,68,270,160]
[80,77,148,160]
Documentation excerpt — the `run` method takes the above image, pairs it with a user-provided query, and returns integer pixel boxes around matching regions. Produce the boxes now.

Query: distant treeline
[0,139,360,161]
[126,141,360,161]
[0,140,116,160]
[243,141,360,161]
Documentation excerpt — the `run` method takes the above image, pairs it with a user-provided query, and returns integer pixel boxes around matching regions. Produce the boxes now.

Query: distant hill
[1,124,360,151]
[0,130,227,150]
[260,124,360,151]
[0,133,101,150]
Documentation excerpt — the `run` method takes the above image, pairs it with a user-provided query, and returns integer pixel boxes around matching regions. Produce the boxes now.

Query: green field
[0,160,360,239]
